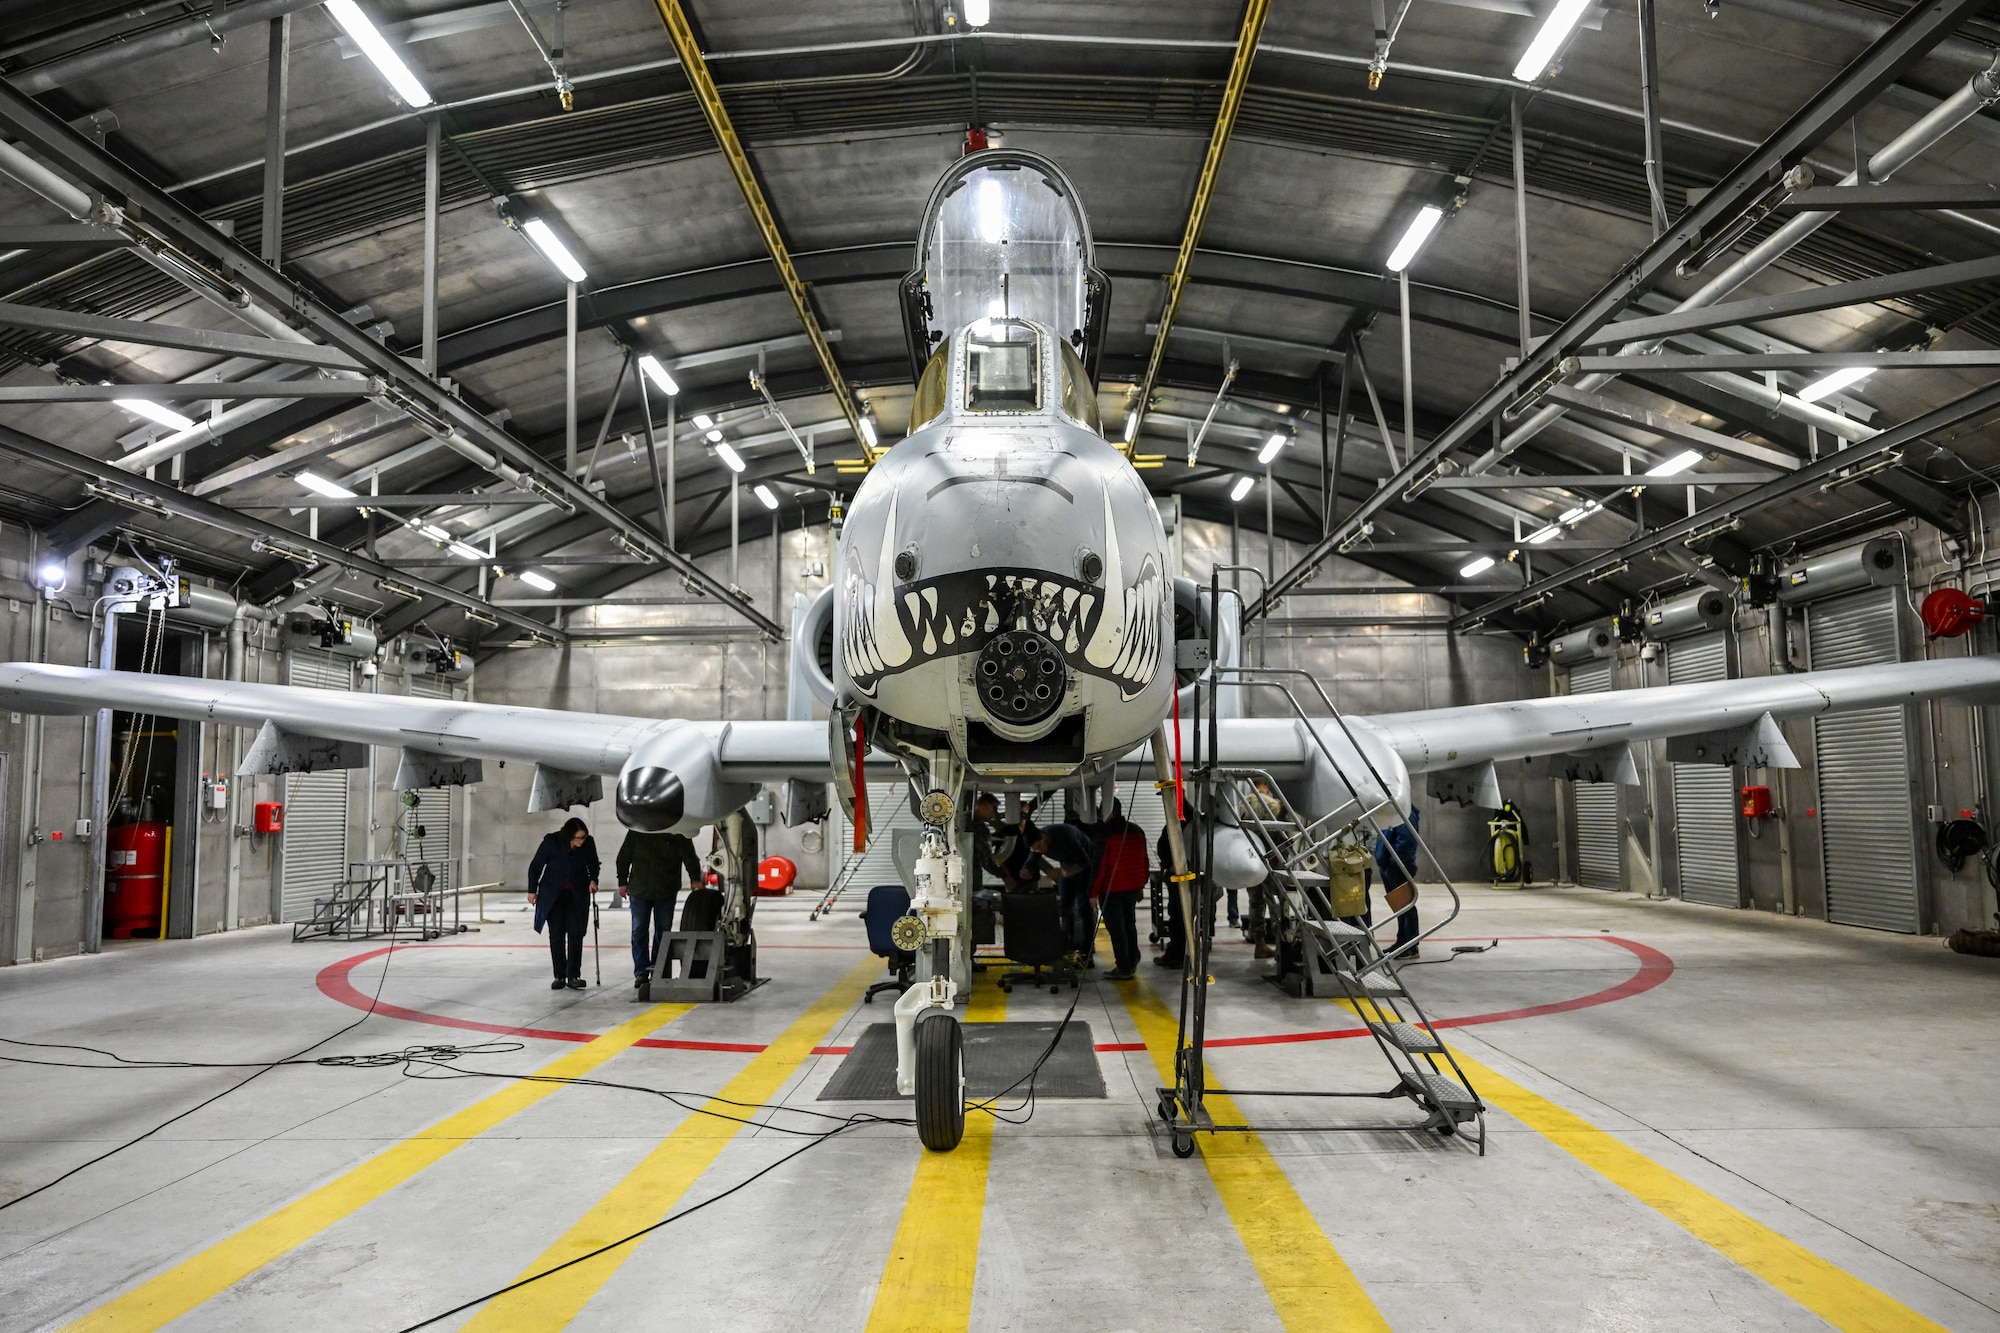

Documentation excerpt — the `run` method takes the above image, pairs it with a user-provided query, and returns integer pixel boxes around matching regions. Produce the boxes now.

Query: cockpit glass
[965,323,1040,413]
[925,164,1086,346]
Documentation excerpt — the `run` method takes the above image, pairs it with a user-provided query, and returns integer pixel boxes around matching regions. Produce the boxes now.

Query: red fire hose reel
[1920,587,1987,639]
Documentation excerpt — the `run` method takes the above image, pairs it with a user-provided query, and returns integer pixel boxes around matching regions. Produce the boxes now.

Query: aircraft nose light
[975,628,1067,725]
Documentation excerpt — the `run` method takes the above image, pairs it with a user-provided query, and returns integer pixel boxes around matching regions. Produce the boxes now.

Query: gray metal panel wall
[1666,633,1743,907]
[1566,660,1622,889]
[1808,588,1919,932]
[280,650,353,923]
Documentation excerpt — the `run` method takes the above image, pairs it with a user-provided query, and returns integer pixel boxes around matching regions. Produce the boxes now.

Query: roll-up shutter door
[1808,588,1919,932]
[1666,633,1742,907]
[1566,659,1622,889]
[834,783,923,891]
[280,650,353,922]
[405,675,458,883]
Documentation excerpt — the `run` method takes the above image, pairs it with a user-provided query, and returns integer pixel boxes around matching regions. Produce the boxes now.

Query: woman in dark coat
[529,817,600,989]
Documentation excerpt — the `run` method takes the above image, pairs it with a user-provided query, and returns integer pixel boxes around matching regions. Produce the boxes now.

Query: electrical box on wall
[254,801,284,833]
[1740,786,1773,820]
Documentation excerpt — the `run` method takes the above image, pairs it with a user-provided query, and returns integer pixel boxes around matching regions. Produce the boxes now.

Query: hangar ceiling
[0,0,1994,647]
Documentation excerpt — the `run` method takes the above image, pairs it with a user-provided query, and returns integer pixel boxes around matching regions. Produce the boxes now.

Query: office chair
[861,884,916,1003]
[997,891,1078,994]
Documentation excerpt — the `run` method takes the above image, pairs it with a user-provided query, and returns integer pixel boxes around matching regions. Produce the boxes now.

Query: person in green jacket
[618,827,704,985]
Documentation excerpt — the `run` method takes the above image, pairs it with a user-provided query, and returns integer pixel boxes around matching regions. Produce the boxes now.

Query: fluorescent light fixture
[325,0,433,107]
[860,417,878,449]
[977,176,1004,243]
[448,541,484,560]
[1460,555,1497,578]
[1797,365,1874,404]
[1513,0,1594,82]
[1257,431,1287,465]
[636,354,679,396]
[753,483,779,510]
[1229,475,1256,503]
[963,0,991,27]
[114,397,195,432]
[1527,524,1561,544]
[520,217,586,283]
[1645,449,1703,477]
[715,442,745,472]
[705,429,724,443]
[1558,505,1588,524]
[692,413,715,430]
[1124,410,1139,443]
[296,470,356,499]
[1385,204,1444,273]
[419,523,451,541]
[518,570,557,592]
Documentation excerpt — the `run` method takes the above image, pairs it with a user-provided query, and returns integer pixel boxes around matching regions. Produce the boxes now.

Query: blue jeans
[629,892,678,979]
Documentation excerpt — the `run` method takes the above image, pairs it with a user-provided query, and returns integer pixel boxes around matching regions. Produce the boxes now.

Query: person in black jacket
[616,827,703,986]
[529,817,600,990]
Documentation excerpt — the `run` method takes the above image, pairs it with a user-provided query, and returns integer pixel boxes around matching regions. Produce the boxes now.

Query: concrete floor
[2,883,1997,1332]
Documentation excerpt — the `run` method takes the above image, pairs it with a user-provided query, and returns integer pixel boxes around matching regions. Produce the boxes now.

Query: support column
[1399,267,1415,463]
[665,391,677,549]
[564,280,578,476]
[1511,93,1532,356]
[1329,347,1352,536]
[1637,0,1669,236]
[771,508,782,613]
[85,608,119,954]
[12,540,47,963]
[730,471,740,590]
[223,612,245,932]
[422,118,440,374]
[259,15,290,267]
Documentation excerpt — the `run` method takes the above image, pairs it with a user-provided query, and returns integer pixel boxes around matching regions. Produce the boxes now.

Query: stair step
[1370,1021,1443,1054]
[1337,970,1405,996]
[1306,918,1367,941]
[1406,1070,1478,1111]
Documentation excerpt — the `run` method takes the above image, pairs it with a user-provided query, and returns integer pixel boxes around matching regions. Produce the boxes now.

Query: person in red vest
[1089,798,1151,980]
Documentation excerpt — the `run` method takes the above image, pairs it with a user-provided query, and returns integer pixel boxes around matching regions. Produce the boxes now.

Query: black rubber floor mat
[817,1020,1106,1100]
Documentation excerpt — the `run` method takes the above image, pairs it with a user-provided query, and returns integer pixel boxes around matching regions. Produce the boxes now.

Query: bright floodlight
[326,0,434,107]
[1123,410,1139,443]
[1385,204,1444,273]
[963,0,991,27]
[35,561,64,589]
[521,217,587,283]
[715,442,745,472]
[1229,475,1256,503]
[637,354,679,396]
[115,397,195,432]
[447,541,484,560]
[1798,366,1874,404]
[1257,432,1287,465]
[518,570,557,592]
[692,413,715,430]
[1645,449,1703,477]
[297,470,356,499]
[1513,0,1595,82]
[753,483,779,510]
[1460,555,1497,578]
[860,416,879,449]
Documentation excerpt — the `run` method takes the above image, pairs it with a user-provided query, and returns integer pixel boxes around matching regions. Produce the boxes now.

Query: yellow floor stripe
[864,964,1005,1332]
[1447,1049,1950,1333]
[1121,980,1390,1332]
[462,957,881,1329]
[66,1003,691,1333]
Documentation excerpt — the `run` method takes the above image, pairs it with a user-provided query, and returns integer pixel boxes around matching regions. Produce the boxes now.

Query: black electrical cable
[964,981,1084,1125]
[0,933,404,1214]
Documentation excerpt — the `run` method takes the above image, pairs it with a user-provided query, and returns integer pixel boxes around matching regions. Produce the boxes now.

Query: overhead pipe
[1481,51,2000,469]
[8,0,327,94]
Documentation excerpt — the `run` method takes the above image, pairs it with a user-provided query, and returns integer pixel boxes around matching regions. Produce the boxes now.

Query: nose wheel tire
[915,1011,965,1152]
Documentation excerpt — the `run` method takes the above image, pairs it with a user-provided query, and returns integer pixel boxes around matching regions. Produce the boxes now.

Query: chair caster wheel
[1172,1133,1196,1159]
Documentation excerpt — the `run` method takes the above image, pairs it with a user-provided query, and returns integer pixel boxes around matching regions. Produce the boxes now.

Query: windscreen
[924,163,1086,346]
[965,321,1040,413]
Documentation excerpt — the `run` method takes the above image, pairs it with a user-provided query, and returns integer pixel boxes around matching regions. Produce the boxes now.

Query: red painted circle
[317,934,1672,1056]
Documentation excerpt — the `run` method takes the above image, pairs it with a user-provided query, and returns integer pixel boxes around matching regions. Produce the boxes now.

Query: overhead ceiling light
[636,354,679,396]
[296,470,356,499]
[963,0,991,27]
[859,417,878,449]
[715,442,745,472]
[419,523,451,541]
[692,413,715,430]
[1797,365,1874,404]
[1385,204,1444,273]
[1513,0,1594,82]
[447,540,485,560]
[1124,410,1139,443]
[1527,524,1561,544]
[1645,449,1703,477]
[114,397,195,432]
[705,428,725,444]
[1229,475,1256,503]
[520,217,587,283]
[1460,555,1496,578]
[1257,431,1287,465]
[517,570,557,592]
[325,0,433,107]
[753,483,779,510]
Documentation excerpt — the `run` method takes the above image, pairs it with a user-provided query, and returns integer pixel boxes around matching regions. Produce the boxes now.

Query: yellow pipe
[158,824,170,940]
[648,0,876,462]
[1133,0,1272,449]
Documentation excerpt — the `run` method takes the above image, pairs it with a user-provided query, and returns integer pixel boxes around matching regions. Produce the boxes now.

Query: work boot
[566,977,586,990]
[634,976,652,1002]
[1254,942,1276,960]
[550,978,566,990]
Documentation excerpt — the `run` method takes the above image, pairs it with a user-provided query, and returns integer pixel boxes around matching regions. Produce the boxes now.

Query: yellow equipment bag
[1326,843,1369,918]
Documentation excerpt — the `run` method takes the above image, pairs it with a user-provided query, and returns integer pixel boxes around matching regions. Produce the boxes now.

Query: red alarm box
[254,801,285,833]
[1740,785,1773,820]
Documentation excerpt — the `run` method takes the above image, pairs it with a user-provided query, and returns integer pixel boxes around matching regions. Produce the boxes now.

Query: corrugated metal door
[280,650,352,922]
[1808,588,1919,932]
[834,783,922,890]
[1567,659,1622,889]
[406,675,458,881]
[1667,633,1743,907]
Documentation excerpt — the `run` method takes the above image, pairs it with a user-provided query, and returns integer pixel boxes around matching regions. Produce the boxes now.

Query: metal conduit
[7,0,327,95]
[1480,53,2000,471]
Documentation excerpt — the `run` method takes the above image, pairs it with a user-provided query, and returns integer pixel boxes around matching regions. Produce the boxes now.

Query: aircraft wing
[0,664,836,828]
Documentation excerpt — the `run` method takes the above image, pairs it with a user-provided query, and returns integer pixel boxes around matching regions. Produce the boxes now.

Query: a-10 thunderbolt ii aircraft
[3,149,1998,1152]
